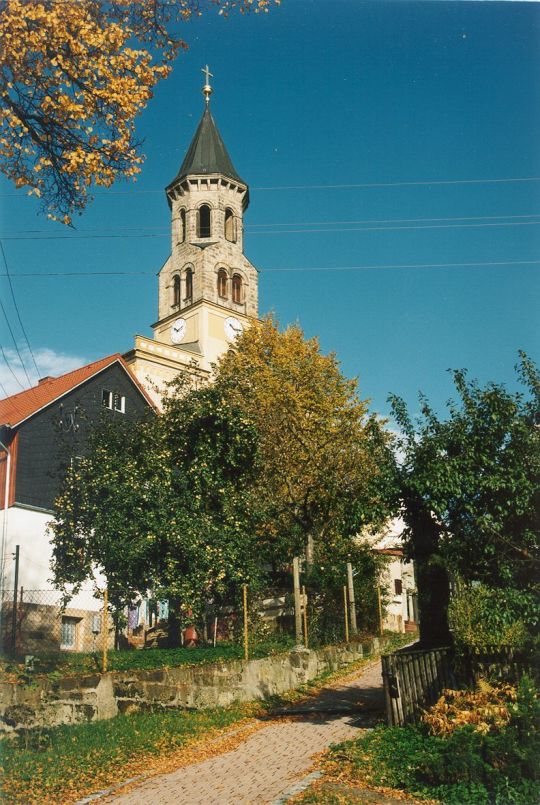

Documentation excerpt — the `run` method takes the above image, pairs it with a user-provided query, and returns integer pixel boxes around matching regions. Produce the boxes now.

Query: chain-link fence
[1,558,414,661]
[0,587,111,656]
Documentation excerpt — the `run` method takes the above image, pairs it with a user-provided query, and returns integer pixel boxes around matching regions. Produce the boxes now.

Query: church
[123,68,259,405]
[0,70,262,652]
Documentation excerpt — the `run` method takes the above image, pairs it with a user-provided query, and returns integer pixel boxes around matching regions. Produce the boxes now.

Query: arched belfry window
[232,273,243,304]
[179,209,186,242]
[224,208,236,242]
[217,268,228,299]
[172,274,181,307]
[198,204,211,238]
[185,267,193,302]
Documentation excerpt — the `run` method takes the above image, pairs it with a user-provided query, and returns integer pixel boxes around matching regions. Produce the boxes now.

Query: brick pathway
[105,660,385,805]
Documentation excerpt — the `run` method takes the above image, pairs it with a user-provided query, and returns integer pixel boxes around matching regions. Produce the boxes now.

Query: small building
[0,354,156,653]
[370,519,418,634]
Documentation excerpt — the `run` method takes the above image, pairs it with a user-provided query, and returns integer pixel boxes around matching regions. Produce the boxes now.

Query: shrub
[421,680,516,736]
[449,584,538,650]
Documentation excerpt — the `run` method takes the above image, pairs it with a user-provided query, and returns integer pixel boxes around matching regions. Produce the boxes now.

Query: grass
[1,702,253,805]
[2,629,410,681]
[1,631,415,805]
[1,634,296,680]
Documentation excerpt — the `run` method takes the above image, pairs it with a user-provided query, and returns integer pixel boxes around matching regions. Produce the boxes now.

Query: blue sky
[1,0,539,419]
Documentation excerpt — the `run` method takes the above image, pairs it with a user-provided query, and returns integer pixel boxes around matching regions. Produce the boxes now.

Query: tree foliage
[51,383,264,616]
[390,352,540,645]
[0,0,278,222]
[51,320,394,624]
[214,316,396,565]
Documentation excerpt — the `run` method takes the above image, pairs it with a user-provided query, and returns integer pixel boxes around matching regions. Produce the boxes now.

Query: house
[0,354,156,653]
[371,518,418,633]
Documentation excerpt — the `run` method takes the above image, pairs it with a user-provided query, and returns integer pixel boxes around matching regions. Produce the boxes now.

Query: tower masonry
[124,70,259,406]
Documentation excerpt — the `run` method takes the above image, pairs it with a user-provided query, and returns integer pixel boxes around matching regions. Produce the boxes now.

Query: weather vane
[202,65,213,105]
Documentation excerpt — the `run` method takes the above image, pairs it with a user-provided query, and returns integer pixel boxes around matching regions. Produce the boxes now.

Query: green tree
[214,316,397,568]
[51,382,264,623]
[390,352,540,646]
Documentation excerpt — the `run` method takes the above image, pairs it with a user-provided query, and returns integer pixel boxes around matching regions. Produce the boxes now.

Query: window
[394,578,403,595]
[198,204,211,238]
[179,208,186,242]
[217,268,228,299]
[185,268,193,302]
[232,273,243,304]
[61,616,79,650]
[224,208,236,242]
[173,274,181,307]
[102,389,126,413]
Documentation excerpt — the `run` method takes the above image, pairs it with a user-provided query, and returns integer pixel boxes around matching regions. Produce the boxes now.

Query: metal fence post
[301,584,308,648]
[11,545,19,652]
[242,583,249,662]
[343,584,349,643]
[102,587,108,673]
[377,584,384,636]
[347,562,357,636]
[293,557,303,646]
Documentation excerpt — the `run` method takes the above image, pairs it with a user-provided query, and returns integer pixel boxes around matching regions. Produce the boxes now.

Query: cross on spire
[201,65,213,105]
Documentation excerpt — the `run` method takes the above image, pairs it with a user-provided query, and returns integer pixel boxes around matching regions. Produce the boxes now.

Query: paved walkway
[105,660,385,805]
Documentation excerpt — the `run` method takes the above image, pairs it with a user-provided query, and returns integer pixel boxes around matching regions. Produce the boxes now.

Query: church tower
[124,69,259,405]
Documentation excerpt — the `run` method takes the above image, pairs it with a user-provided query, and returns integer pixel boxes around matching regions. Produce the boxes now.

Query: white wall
[3,505,104,611]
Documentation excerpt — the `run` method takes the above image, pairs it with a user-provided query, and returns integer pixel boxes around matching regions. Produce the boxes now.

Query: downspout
[0,437,11,641]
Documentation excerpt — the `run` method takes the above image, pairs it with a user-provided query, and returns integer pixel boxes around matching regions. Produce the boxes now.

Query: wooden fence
[382,644,538,727]
[381,646,454,726]
[455,645,538,687]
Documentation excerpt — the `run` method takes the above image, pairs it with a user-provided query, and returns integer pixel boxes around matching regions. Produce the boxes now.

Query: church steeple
[166,68,248,209]
[124,69,259,404]
[152,69,258,369]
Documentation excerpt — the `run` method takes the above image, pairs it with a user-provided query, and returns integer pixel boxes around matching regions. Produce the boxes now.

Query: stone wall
[0,639,381,736]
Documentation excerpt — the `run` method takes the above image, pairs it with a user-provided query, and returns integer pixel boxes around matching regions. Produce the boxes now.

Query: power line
[3,219,540,241]
[2,211,540,238]
[0,297,32,386]
[246,212,540,228]
[3,258,540,277]
[1,174,540,198]
[0,344,26,391]
[248,221,540,236]
[253,177,540,191]
[0,240,40,377]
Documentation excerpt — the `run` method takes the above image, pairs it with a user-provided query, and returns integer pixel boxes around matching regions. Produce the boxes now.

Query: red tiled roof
[0,354,155,427]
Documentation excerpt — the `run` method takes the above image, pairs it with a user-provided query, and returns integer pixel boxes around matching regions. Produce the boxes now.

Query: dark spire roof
[167,107,246,189]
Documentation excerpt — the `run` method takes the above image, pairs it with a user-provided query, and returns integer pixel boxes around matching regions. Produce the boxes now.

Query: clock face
[170,318,186,344]
[224,316,244,342]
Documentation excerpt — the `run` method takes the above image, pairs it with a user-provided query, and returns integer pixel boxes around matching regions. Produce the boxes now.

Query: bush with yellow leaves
[421,679,517,736]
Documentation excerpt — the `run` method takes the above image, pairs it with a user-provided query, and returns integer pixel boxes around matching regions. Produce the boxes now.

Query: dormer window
[198,205,211,238]
[232,273,243,304]
[172,275,181,307]
[224,208,236,242]
[217,268,228,299]
[185,267,193,302]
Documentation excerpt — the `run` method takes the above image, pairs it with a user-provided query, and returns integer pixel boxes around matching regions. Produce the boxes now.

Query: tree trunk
[166,597,182,648]
[407,501,453,648]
